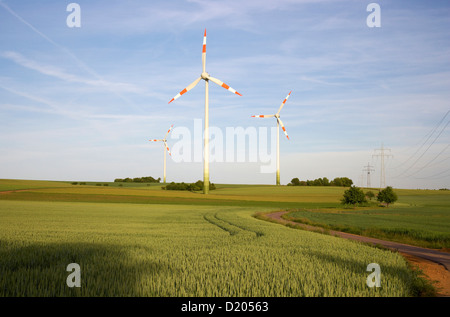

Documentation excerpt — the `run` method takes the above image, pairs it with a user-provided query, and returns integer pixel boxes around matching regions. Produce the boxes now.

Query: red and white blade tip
[282,91,292,104]
[164,143,172,156]
[208,76,242,96]
[279,121,290,140]
[168,77,201,104]
[202,29,206,53]
[282,127,290,140]
[168,88,188,104]
[222,82,242,96]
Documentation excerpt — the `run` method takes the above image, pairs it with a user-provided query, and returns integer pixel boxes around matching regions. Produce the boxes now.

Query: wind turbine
[252,91,292,186]
[149,124,173,184]
[168,29,242,194]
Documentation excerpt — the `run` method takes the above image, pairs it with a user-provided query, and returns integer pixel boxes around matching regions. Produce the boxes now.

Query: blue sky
[0,0,449,189]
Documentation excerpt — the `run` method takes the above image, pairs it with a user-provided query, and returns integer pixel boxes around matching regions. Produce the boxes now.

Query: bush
[288,177,353,187]
[115,176,160,183]
[377,186,398,207]
[164,180,216,191]
[365,191,375,200]
[331,177,353,187]
[341,186,367,206]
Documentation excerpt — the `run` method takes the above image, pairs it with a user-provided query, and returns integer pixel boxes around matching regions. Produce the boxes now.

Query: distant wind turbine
[149,124,173,184]
[168,29,242,194]
[252,91,292,185]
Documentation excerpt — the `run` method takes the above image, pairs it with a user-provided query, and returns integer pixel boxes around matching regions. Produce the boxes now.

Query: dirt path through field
[263,211,450,297]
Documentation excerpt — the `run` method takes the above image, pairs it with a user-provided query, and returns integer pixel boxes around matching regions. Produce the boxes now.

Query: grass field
[283,190,450,249]
[0,179,446,297]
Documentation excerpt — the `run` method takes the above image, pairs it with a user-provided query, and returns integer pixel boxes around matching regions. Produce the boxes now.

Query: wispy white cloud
[1,51,142,93]
[0,1,143,108]
[0,83,172,125]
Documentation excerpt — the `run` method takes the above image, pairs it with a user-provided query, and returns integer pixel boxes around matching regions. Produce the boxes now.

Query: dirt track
[264,211,450,297]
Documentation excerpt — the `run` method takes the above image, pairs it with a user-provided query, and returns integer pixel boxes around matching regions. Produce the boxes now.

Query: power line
[392,110,449,170]
[425,155,450,169]
[414,166,450,180]
[395,120,449,178]
[411,110,448,152]
[403,143,450,178]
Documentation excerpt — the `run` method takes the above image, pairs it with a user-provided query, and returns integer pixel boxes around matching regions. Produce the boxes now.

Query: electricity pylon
[372,144,393,190]
[362,162,375,188]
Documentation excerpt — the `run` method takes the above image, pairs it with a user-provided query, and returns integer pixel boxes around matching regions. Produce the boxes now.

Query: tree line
[163,180,216,191]
[114,176,161,183]
[288,177,353,187]
[341,186,398,207]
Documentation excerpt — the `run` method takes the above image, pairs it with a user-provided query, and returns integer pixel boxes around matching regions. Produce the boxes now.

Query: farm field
[0,180,346,208]
[0,179,447,297]
[283,190,450,250]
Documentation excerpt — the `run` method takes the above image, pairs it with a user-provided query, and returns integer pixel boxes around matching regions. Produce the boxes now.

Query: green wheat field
[0,179,449,297]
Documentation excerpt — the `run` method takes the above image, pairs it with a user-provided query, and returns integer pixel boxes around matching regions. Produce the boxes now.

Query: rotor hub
[201,72,209,80]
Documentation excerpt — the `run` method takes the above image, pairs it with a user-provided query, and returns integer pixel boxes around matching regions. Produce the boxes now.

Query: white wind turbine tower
[149,124,174,184]
[168,29,242,194]
[252,91,292,185]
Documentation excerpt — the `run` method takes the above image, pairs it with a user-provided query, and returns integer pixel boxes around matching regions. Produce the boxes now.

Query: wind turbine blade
[164,141,172,156]
[168,77,202,103]
[276,91,292,115]
[202,29,206,73]
[164,124,174,138]
[208,76,242,96]
[150,139,163,142]
[251,115,275,118]
[277,118,290,140]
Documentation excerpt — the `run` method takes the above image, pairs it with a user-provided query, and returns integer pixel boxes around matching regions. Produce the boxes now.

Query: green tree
[377,186,398,207]
[331,178,341,186]
[341,186,367,206]
[164,180,216,191]
[340,177,353,187]
[331,177,353,187]
[290,178,301,186]
[313,178,323,186]
[365,191,375,200]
